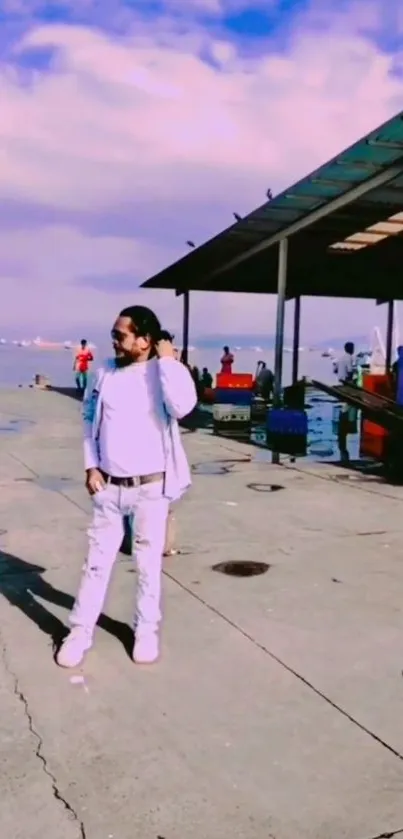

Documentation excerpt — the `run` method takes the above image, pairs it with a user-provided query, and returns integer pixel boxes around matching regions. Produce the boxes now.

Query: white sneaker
[56,627,92,668]
[133,632,160,665]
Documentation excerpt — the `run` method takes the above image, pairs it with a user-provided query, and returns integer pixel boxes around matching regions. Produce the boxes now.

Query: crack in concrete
[163,569,403,764]
[368,830,403,839]
[1,643,86,838]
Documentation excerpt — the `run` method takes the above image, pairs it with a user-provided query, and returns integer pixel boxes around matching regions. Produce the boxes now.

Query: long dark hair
[119,306,173,358]
[120,305,161,341]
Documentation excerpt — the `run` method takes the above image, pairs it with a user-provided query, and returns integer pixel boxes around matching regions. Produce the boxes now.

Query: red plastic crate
[216,373,253,389]
[359,373,391,461]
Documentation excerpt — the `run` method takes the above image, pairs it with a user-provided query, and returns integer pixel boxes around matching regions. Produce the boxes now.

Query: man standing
[57,306,197,668]
[255,361,274,402]
[335,341,356,462]
[220,346,234,374]
[74,339,94,395]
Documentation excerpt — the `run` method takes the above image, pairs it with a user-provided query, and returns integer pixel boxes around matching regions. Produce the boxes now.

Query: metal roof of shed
[141,110,403,299]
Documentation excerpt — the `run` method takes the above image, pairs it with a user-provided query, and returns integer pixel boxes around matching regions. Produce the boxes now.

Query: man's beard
[114,353,135,368]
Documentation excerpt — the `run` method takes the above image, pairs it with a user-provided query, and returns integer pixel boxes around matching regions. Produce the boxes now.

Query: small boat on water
[33,336,65,349]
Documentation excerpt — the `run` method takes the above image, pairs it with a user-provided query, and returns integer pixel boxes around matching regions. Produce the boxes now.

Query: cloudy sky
[1,0,403,343]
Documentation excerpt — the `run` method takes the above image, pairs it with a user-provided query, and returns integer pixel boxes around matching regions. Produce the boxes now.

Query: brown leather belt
[100,470,164,488]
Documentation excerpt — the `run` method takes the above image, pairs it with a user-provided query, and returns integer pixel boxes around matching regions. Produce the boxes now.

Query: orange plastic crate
[362,372,393,399]
[216,373,253,389]
[360,373,391,461]
[360,418,389,460]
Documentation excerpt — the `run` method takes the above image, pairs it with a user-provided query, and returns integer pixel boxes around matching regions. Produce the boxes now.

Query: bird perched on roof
[266,188,273,200]
[233,212,242,222]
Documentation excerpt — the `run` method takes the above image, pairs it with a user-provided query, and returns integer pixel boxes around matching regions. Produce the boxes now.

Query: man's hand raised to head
[155,339,175,359]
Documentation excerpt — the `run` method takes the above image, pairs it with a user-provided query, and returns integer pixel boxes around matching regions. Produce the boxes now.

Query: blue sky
[0,0,403,342]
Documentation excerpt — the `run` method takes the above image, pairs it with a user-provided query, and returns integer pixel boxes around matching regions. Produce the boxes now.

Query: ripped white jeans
[70,480,169,638]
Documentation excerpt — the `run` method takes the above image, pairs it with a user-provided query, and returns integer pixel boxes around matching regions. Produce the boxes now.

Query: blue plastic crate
[214,388,253,405]
[266,408,308,436]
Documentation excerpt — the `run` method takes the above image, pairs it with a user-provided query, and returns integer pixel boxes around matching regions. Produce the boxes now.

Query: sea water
[0,344,356,462]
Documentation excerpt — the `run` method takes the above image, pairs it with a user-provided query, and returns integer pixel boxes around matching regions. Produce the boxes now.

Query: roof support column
[385,300,394,373]
[292,295,301,385]
[272,238,288,464]
[182,289,190,366]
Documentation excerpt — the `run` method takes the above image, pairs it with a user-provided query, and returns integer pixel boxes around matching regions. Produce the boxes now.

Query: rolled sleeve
[158,358,197,419]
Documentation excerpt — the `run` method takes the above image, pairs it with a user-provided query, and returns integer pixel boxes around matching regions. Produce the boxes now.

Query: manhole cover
[212,560,270,577]
[247,483,284,493]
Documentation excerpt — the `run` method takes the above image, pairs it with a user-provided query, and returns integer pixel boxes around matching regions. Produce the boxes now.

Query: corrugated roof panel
[317,165,369,183]
[254,206,305,222]
[282,194,324,208]
[288,181,345,198]
[142,110,403,293]
[226,228,268,243]
[369,117,403,143]
[238,220,283,234]
[340,145,403,165]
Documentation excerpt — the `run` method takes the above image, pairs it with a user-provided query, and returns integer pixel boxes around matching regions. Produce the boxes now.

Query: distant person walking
[74,339,94,395]
[220,345,234,374]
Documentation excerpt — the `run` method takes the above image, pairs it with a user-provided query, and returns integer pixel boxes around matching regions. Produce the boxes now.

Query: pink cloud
[0,3,402,339]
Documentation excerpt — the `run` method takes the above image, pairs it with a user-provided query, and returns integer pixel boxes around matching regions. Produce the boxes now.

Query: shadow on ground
[49,386,83,402]
[0,551,133,656]
[321,458,403,486]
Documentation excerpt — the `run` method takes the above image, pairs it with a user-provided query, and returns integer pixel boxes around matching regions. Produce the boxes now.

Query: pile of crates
[213,373,253,439]
[265,379,308,456]
[266,408,308,456]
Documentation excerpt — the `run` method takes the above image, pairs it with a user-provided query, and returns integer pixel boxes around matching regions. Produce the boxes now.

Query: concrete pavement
[0,387,403,839]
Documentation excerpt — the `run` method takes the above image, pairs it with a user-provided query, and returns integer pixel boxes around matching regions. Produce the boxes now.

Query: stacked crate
[266,408,308,456]
[359,372,391,461]
[213,373,253,439]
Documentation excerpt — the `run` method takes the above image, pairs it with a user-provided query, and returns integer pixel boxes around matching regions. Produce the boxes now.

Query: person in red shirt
[73,339,94,395]
[220,345,234,374]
